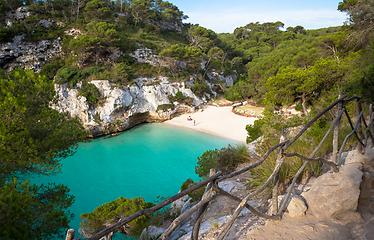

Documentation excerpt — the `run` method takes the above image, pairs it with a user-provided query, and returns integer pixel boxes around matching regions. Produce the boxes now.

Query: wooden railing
[66,94,374,240]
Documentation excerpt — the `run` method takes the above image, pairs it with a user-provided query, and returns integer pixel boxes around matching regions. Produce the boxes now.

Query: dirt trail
[239,148,374,240]
[188,147,374,240]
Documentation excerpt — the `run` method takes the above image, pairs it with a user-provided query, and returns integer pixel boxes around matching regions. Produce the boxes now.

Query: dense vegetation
[80,196,155,237]
[0,0,374,238]
[0,68,87,239]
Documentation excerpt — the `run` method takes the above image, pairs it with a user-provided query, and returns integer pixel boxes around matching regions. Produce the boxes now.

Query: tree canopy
[80,196,154,238]
[0,68,87,239]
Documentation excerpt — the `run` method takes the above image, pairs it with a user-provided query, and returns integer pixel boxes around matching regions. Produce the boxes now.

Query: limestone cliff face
[0,35,62,72]
[53,77,207,137]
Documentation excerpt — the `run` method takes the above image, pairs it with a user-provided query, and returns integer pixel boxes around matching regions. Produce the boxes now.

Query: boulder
[268,194,307,218]
[287,195,308,218]
[303,162,363,219]
[139,226,165,240]
[170,195,190,215]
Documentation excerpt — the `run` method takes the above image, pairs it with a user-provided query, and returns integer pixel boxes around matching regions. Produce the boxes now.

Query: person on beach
[194,120,195,126]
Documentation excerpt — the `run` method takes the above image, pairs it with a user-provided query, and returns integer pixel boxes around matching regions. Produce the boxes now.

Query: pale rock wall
[53,77,207,137]
[207,71,237,86]
[0,35,62,72]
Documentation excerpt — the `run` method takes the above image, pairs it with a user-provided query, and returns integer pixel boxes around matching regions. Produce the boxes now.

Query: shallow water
[30,123,237,239]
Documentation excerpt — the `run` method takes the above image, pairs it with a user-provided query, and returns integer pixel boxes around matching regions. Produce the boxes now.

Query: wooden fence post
[370,103,374,147]
[356,96,363,154]
[65,229,75,240]
[332,94,343,164]
[191,168,217,240]
[272,147,284,215]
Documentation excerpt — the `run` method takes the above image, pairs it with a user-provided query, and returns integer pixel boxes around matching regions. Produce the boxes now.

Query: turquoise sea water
[29,123,236,239]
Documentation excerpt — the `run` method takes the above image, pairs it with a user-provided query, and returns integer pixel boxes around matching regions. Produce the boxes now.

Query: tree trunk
[301,94,308,115]
[76,0,80,21]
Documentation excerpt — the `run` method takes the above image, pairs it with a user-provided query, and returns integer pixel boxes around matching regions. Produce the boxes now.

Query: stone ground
[175,147,374,240]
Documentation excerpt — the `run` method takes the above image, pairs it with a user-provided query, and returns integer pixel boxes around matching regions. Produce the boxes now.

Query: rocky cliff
[53,76,209,137]
[0,34,62,72]
[1,7,237,137]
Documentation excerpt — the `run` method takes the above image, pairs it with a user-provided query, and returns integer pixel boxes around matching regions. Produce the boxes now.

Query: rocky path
[238,147,374,240]
[184,147,374,240]
[141,147,374,240]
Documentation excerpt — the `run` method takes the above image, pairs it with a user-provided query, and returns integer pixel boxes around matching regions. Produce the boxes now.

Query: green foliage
[55,67,81,86]
[159,44,203,77]
[190,79,211,98]
[225,79,255,101]
[0,68,87,239]
[78,82,101,107]
[180,178,206,202]
[149,196,179,227]
[0,26,16,42]
[80,196,155,237]
[187,26,217,53]
[55,66,104,87]
[195,144,249,178]
[94,63,133,85]
[265,57,350,113]
[0,68,87,179]
[83,0,111,21]
[0,178,74,240]
[338,0,374,49]
[168,91,194,105]
[39,57,65,80]
[245,119,264,143]
[117,55,135,65]
[23,25,65,42]
[156,103,174,111]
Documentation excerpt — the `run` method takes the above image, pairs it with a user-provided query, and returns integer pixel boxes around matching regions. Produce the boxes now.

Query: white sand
[163,106,257,143]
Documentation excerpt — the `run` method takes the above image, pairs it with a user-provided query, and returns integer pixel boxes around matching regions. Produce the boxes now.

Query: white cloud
[185,9,348,33]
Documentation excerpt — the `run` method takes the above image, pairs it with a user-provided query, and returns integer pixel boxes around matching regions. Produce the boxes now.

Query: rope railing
[65,95,374,240]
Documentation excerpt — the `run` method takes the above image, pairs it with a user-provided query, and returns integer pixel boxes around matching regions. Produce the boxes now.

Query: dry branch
[283,152,339,173]
[87,171,222,240]
[159,191,216,240]
[213,185,279,220]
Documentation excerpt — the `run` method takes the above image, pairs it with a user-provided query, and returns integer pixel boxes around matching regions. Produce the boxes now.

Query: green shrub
[39,57,65,80]
[168,91,194,105]
[180,178,206,202]
[191,79,211,98]
[156,104,175,111]
[0,27,15,42]
[55,67,81,87]
[195,144,249,178]
[55,67,105,87]
[117,55,135,65]
[85,66,104,76]
[79,82,101,108]
[245,119,264,143]
[195,149,219,178]
[149,196,179,227]
[80,197,155,237]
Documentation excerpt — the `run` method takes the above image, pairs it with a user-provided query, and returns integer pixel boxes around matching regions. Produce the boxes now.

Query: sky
[167,0,348,33]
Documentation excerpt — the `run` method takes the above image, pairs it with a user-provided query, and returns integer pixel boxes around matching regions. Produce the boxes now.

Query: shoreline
[163,106,257,144]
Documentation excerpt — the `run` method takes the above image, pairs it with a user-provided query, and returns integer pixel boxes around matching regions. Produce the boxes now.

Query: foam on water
[30,123,237,239]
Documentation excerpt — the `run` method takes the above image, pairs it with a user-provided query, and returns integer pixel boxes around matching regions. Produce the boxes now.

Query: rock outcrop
[303,162,364,219]
[53,77,208,137]
[0,35,62,72]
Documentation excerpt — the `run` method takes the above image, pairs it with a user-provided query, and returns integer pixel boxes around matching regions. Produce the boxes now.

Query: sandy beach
[163,106,257,144]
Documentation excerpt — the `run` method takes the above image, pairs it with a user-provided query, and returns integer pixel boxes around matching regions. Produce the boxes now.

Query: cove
[29,123,237,239]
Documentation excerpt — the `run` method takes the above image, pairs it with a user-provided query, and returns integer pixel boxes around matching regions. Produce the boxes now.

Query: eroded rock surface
[303,162,364,219]
[53,77,207,137]
[0,35,62,72]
